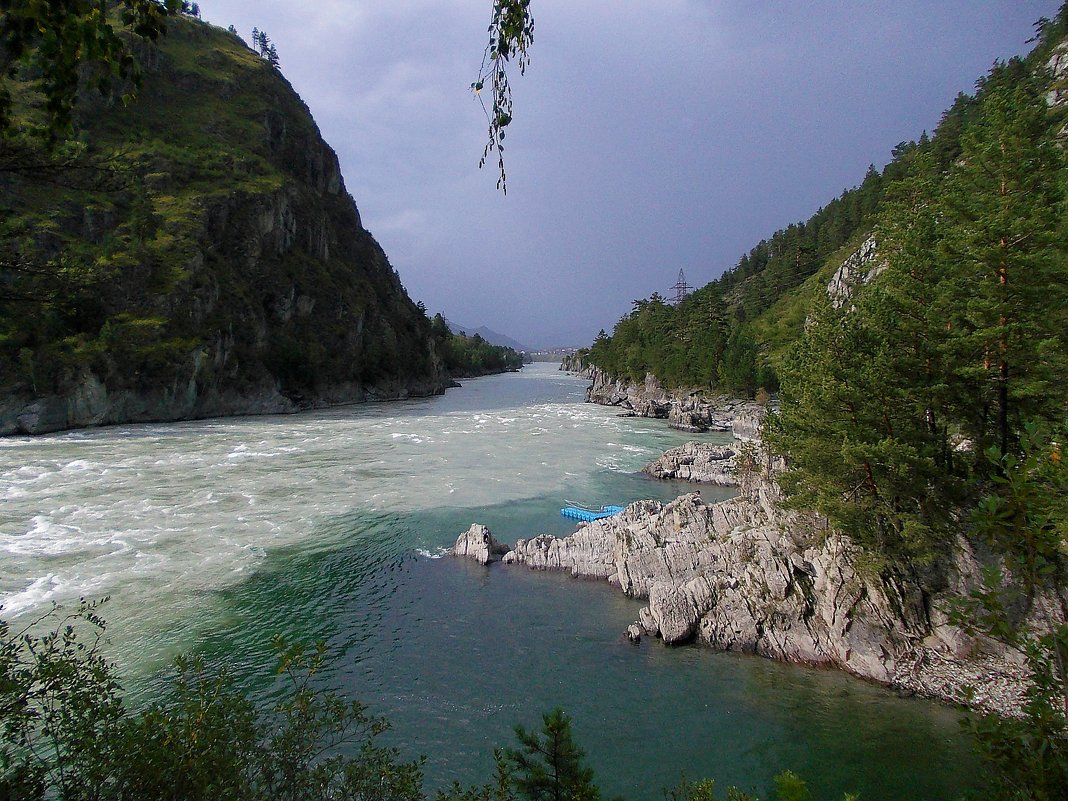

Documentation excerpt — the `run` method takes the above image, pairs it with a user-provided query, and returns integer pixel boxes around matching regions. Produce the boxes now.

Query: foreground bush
[1,604,853,801]
[0,606,423,801]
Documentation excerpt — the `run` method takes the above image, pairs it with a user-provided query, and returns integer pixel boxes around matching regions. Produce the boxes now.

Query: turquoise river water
[0,363,975,798]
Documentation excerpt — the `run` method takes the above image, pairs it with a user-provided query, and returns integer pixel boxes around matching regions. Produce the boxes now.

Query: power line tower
[670,269,693,305]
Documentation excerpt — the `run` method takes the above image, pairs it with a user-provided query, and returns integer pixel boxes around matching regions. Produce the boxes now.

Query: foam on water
[0,364,978,799]
[0,365,724,672]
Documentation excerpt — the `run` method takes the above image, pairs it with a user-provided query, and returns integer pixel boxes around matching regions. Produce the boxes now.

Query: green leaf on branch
[473,0,534,193]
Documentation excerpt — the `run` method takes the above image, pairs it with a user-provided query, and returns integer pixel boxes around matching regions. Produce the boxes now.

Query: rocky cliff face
[585,369,673,418]
[825,236,882,309]
[559,353,590,373]
[0,20,448,435]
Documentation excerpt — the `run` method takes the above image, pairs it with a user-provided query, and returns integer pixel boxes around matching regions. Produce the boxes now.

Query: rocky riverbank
[580,367,767,436]
[451,476,1029,718]
[0,373,450,436]
[464,358,1036,717]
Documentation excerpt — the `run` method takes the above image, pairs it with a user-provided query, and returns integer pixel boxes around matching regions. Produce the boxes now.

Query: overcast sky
[201,1,1059,349]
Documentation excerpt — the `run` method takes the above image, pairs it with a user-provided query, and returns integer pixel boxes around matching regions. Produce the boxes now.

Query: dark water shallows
[1,364,976,799]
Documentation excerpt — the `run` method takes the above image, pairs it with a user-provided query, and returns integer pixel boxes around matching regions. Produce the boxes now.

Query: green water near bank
[197,499,975,801]
[2,364,977,799]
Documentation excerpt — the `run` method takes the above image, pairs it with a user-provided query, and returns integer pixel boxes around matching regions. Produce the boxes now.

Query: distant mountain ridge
[444,320,528,352]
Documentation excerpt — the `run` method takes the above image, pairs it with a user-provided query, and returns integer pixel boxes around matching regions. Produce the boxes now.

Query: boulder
[451,524,510,565]
[638,606,659,635]
[643,441,738,485]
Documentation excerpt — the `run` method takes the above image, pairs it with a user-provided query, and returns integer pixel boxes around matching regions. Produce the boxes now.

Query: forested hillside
[576,11,1068,795]
[0,11,449,434]
[581,10,1066,399]
[430,313,525,377]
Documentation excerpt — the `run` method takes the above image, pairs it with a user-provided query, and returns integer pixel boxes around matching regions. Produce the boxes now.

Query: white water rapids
[0,364,717,670]
[0,365,980,800]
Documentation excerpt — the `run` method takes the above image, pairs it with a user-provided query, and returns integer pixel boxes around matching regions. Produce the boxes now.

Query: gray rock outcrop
[585,370,673,419]
[559,353,592,374]
[668,392,733,432]
[498,484,1029,716]
[826,236,883,309]
[584,368,768,436]
[730,406,766,442]
[451,524,511,565]
[643,441,738,485]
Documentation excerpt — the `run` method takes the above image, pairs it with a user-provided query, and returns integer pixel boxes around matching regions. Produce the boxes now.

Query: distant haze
[202,1,1058,349]
[445,320,529,353]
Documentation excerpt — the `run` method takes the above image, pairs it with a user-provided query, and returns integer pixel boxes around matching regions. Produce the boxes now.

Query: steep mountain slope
[0,17,448,434]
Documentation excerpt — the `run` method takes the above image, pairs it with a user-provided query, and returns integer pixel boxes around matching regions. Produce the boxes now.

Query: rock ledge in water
[476,486,1033,717]
[451,524,511,565]
[643,441,738,485]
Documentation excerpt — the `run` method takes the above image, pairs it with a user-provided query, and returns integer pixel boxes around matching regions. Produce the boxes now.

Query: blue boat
[560,501,625,522]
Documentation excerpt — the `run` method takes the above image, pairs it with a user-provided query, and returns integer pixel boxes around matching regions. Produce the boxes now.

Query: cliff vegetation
[0,9,453,434]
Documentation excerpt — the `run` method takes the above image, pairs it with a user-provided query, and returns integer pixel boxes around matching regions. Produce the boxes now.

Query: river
[0,363,975,798]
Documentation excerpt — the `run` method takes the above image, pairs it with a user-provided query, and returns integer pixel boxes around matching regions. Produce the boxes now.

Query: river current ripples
[1,366,709,666]
[0,364,977,799]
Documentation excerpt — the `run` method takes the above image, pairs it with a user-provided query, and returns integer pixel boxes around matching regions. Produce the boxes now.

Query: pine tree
[863,150,960,463]
[939,61,1068,459]
[765,291,954,566]
[504,709,601,801]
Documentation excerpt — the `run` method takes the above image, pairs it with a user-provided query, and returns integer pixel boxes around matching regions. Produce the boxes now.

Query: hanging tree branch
[472,0,534,194]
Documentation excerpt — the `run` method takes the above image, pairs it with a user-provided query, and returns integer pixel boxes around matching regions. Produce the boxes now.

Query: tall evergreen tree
[862,150,960,465]
[765,290,954,566]
[939,61,1068,458]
